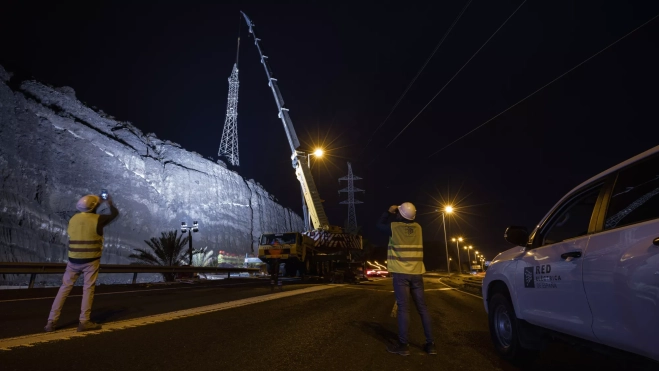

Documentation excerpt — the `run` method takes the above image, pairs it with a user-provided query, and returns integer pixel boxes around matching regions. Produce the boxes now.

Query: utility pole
[218,36,241,166]
[339,162,364,234]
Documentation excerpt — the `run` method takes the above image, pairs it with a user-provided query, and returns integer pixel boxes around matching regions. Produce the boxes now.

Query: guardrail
[462,276,484,289]
[0,263,260,289]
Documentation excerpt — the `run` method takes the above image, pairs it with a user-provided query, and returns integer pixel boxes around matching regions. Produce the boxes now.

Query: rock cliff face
[0,65,304,268]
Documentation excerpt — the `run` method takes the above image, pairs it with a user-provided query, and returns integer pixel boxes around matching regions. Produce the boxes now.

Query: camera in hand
[100,189,109,200]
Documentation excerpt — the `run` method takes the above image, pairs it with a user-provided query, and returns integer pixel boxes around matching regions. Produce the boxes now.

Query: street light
[436,206,453,275]
[464,245,473,272]
[307,148,324,169]
[302,148,324,231]
[181,221,199,266]
[451,237,463,274]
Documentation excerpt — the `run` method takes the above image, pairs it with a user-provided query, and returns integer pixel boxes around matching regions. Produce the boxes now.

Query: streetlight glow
[444,205,454,214]
[313,148,324,157]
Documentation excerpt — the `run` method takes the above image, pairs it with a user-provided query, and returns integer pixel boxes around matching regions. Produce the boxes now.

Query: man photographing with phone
[44,189,119,332]
[377,202,436,356]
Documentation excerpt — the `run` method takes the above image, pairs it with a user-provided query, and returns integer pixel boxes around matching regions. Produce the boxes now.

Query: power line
[382,0,527,151]
[427,11,659,158]
[358,0,473,159]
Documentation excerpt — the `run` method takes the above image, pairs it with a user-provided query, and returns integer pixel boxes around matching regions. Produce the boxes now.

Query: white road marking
[437,278,483,299]
[0,284,340,351]
[0,281,271,303]
[341,286,393,292]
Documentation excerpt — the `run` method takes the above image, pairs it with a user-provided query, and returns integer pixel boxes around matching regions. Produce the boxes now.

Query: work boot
[44,321,57,332]
[77,321,102,332]
[424,342,437,355]
[387,342,410,356]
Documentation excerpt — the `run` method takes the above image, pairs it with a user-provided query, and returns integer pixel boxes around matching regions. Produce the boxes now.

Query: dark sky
[3,1,659,266]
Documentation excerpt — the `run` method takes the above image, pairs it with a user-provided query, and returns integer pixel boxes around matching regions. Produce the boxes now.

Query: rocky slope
[0,64,303,271]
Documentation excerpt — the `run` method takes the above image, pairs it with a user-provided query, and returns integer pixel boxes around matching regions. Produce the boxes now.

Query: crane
[241,11,335,233]
[241,12,361,279]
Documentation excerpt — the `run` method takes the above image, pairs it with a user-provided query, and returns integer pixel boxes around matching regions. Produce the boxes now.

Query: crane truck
[241,12,363,280]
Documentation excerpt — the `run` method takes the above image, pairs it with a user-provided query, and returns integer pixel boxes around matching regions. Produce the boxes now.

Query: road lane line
[437,278,483,299]
[0,284,339,350]
[0,281,276,303]
[340,286,393,292]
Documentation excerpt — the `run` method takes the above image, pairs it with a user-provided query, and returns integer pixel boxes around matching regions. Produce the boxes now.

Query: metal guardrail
[0,262,259,289]
[462,276,484,289]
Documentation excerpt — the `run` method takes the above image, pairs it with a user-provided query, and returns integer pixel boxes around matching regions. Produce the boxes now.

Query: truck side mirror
[504,226,529,247]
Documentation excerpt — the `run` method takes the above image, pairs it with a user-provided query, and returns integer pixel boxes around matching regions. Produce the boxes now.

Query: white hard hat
[76,195,100,212]
[398,202,416,220]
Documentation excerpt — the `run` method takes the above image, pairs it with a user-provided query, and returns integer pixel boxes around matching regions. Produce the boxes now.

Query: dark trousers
[393,273,434,345]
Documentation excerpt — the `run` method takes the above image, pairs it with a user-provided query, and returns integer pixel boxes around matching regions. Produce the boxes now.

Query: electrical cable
[357,0,473,159]
[427,11,659,158]
[381,0,527,153]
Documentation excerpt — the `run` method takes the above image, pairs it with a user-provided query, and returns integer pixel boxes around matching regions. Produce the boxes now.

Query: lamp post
[451,237,463,274]
[307,148,324,169]
[181,221,199,266]
[301,148,324,231]
[464,245,473,273]
[436,206,453,275]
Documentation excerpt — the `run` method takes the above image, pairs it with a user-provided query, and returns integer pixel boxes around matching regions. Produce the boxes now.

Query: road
[0,276,649,370]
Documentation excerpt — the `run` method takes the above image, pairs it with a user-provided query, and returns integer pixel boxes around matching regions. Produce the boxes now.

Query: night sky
[3,1,659,267]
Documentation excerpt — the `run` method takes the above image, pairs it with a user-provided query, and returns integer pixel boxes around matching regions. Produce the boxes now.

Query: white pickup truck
[483,145,659,364]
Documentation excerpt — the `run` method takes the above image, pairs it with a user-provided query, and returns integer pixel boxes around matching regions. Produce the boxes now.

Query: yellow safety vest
[387,222,425,274]
[67,213,103,260]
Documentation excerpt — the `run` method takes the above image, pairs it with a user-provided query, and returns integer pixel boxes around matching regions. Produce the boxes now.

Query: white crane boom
[241,11,332,231]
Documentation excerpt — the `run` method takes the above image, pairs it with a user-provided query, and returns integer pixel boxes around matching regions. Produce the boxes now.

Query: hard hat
[76,195,100,212]
[398,202,416,220]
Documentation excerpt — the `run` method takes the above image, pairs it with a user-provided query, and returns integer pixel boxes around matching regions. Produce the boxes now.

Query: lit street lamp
[181,221,199,266]
[436,206,453,275]
[307,148,324,169]
[301,148,324,231]
[452,237,463,274]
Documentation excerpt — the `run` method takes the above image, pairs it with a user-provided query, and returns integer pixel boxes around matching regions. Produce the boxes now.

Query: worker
[44,192,119,332]
[377,202,436,356]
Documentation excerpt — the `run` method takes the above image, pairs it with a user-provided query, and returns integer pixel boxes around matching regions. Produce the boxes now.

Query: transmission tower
[339,162,364,234]
[218,37,241,166]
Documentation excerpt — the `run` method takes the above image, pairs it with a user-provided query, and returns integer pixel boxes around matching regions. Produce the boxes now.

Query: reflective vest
[387,222,425,274]
[67,213,103,260]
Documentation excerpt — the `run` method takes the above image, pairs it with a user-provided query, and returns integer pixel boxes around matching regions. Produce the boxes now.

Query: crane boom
[241,11,332,231]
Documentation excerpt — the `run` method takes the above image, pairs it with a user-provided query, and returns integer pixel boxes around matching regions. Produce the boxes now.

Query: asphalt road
[0,276,653,370]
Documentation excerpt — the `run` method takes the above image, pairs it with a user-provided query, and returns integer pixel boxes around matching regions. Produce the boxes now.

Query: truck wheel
[488,292,533,363]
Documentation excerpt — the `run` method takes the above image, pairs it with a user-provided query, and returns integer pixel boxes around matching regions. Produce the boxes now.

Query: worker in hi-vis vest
[44,192,119,332]
[377,202,436,356]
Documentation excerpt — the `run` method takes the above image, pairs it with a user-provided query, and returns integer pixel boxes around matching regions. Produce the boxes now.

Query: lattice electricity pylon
[339,162,364,234]
[218,63,240,166]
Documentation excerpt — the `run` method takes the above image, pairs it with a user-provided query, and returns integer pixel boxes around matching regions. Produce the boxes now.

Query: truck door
[583,154,659,361]
[515,183,604,341]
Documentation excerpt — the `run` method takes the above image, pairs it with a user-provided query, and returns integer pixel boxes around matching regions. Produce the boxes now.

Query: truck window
[605,154,659,230]
[541,185,602,246]
[260,233,298,245]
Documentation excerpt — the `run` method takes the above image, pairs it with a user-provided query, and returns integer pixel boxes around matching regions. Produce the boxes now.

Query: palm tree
[129,230,190,281]
[185,246,214,267]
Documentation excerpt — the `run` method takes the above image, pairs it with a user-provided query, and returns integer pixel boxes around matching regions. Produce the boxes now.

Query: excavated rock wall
[0,65,303,277]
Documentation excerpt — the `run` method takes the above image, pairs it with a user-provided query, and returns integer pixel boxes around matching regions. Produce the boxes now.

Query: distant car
[366,269,389,277]
[483,145,659,364]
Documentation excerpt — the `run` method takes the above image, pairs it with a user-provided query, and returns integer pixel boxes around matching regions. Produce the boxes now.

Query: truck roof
[535,144,659,230]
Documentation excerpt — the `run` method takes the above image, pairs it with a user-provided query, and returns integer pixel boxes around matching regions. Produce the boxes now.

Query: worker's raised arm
[376,206,398,234]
